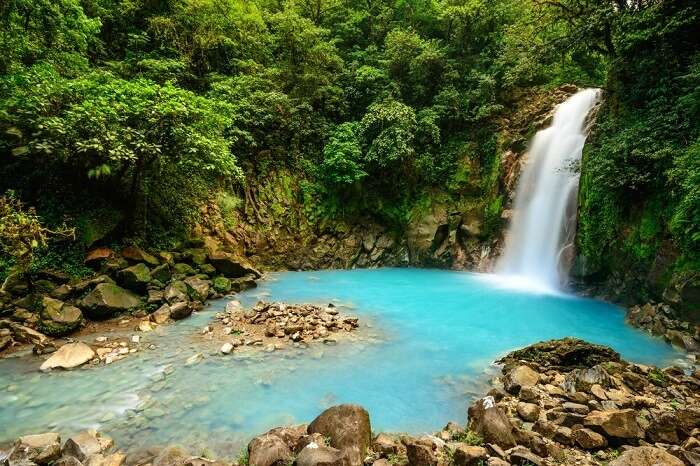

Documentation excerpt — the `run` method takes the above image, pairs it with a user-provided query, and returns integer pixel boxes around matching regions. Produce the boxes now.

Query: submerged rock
[40,342,95,371]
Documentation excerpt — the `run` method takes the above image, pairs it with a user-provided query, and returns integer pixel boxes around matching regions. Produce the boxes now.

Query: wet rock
[247,433,292,466]
[230,275,257,292]
[504,365,539,394]
[308,405,371,466]
[295,443,344,466]
[0,335,12,351]
[40,342,95,371]
[608,446,683,466]
[79,283,140,319]
[499,338,620,369]
[62,431,113,462]
[38,297,83,336]
[121,246,159,267]
[72,275,115,294]
[208,251,261,279]
[583,409,643,439]
[452,445,487,466]
[468,396,516,449]
[571,428,607,450]
[1,271,29,295]
[9,433,61,464]
[169,302,192,320]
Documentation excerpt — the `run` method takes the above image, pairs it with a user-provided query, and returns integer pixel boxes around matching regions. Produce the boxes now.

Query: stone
[295,443,344,466]
[121,246,159,266]
[1,271,29,295]
[467,396,516,449]
[308,405,371,466]
[116,263,151,292]
[84,248,114,267]
[552,426,572,445]
[266,425,307,451]
[583,409,643,439]
[507,446,542,466]
[0,335,11,351]
[151,264,172,284]
[562,365,614,393]
[452,445,487,466]
[208,251,261,279]
[562,402,589,415]
[212,277,231,294]
[38,297,83,336]
[151,305,171,324]
[504,365,539,394]
[230,275,257,292]
[4,321,48,345]
[404,440,436,466]
[152,446,189,466]
[79,283,140,319]
[85,453,125,466]
[50,284,73,300]
[164,281,188,304]
[62,431,113,462]
[169,302,192,320]
[372,434,401,456]
[247,433,292,466]
[572,428,607,450]
[220,342,233,354]
[173,263,196,276]
[9,433,61,464]
[608,446,684,466]
[499,338,620,369]
[184,278,210,302]
[517,402,540,422]
[40,342,95,371]
[53,456,84,466]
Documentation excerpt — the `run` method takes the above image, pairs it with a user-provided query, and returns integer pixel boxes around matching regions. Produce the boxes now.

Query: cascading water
[496,88,601,292]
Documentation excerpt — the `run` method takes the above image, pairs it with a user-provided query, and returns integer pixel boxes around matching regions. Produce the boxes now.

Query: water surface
[0,268,682,456]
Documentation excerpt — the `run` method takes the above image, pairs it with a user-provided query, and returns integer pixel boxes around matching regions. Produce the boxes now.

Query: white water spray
[496,88,601,292]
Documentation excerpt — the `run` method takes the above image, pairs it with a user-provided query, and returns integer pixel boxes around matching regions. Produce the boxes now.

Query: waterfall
[496,88,601,292]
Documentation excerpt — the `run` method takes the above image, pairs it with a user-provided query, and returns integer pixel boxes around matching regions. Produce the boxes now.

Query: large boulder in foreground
[308,405,371,466]
[498,338,620,370]
[609,446,683,466]
[467,396,516,449]
[247,432,292,466]
[38,296,83,336]
[79,283,140,318]
[208,251,261,279]
[9,433,61,464]
[62,430,114,462]
[40,342,95,371]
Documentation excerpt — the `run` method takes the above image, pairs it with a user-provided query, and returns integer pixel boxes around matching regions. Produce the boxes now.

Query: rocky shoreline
[3,338,699,466]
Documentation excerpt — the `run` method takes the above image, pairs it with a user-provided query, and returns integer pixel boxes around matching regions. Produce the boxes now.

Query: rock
[562,365,614,393]
[152,446,189,466]
[499,338,620,369]
[295,443,344,466]
[1,271,29,295]
[184,278,210,302]
[84,248,114,267]
[562,402,589,415]
[308,405,371,466]
[53,456,84,466]
[40,342,95,371]
[404,440,436,466]
[62,431,113,462]
[372,434,401,457]
[85,453,125,466]
[121,246,159,266]
[516,402,540,422]
[169,302,192,320]
[230,275,257,292]
[151,304,171,324]
[467,396,516,449]
[9,433,61,464]
[116,263,151,292]
[247,433,292,466]
[182,248,208,266]
[212,277,231,294]
[507,446,542,466]
[220,342,233,354]
[72,275,115,293]
[0,335,11,351]
[452,445,487,466]
[151,264,172,284]
[38,296,83,336]
[572,428,607,450]
[504,365,539,394]
[173,263,196,276]
[50,284,73,300]
[608,446,683,466]
[208,251,261,279]
[583,409,643,439]
[3,321,48,345]
[164,281,188,304]
[79,283,140,319]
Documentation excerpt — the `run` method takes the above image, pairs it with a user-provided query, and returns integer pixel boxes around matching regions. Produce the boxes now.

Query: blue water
[0,268,682,456]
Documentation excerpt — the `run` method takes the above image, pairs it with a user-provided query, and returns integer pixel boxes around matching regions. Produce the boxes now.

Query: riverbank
[3,338,699,466]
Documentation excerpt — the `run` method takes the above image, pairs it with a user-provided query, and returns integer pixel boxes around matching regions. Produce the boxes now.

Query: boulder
[169,302,192,320]
[308,405,371,466]
[516,402,540,422]
[212,277,231,294]
[208,251,261,279]
[54,456,84,466]
[85,453,125,466]
[40,342,95,371]
[608,446,683,466]
[230,275,257,292]
[583,409,644,439]
[372,434,401,457]
[266,425,307,452]
[1,271,29,295]
[184,278,210,302]
[504,365,539,394]
[38,297,83,336]
[62,431,113,462]
[561,365,614,393]
[467,397,516,449]
[150,264,172,284]
[152,446,189,466]
[2,321,48,345]
[151,305,171,324]
[84,248,114,268]
[116,264,151,293]
[121,246,159,266]
[182,249,207,266]
[452,445,487,466]
[164,282,188,304]
[404,440,436,466]
[247,433,292,466]
[0,335,11,351]
[295,443,344,466]
[72,275,115,294]
[507,446,542,466]
[173,263,196,276]
[499,338,620,369]
[9,433,61,464]
[79,283,140,319]
[572,428,607,450]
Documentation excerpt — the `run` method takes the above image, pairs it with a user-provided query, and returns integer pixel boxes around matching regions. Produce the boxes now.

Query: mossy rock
[182,248,207,266]
[116,263,152,292]
[198,264,217,275]
[79,283,141,319]
[212,276,232,294]
[173,263,196,276]
[38,296,83,336]
[498,338,620,370]
[151,264,172,283]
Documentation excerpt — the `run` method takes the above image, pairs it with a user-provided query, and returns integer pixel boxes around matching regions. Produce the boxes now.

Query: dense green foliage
[0,0,698,294]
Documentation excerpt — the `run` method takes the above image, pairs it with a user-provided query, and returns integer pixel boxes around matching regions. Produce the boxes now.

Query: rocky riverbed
[4,338,699,466]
